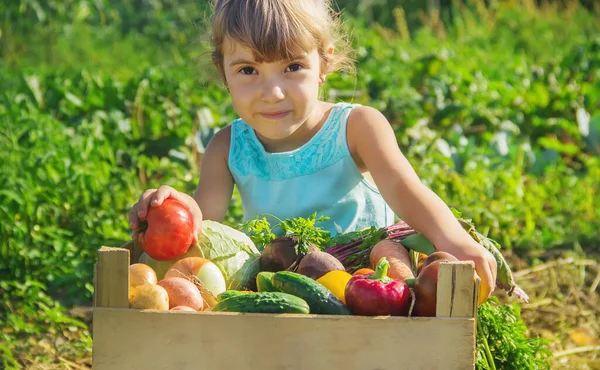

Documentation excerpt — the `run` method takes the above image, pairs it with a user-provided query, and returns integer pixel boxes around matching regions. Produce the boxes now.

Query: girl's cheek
[230,81,252,96]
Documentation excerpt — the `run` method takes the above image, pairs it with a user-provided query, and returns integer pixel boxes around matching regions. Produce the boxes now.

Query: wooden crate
[93,245,479,370]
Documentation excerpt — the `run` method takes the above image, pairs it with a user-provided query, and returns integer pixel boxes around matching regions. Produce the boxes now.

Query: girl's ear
[327,44,335,57]
[320,44,335,85]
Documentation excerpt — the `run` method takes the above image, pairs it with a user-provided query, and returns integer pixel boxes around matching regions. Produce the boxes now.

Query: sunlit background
[1,1,599,368]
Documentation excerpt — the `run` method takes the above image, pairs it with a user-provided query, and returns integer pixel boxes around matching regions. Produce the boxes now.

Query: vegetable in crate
[259,233,344,279]
[248,213,336,274]
[135,198,195,261]
[353,268,375,276]
[412,260,445,317]
[138,243,204,279]
[165,257,226,294]
[171,306,196,312]
[212,291,310,314]
[316,270,353,304]
[271,271,351,315]
[260,235,301,272]
[129,284,170,310]
[416,251,457,275]
[411,252,459,317]
[369,240,415,281]
[256,271,276,292]
[324,221,421,271]
[345,257,411,316]
[164,257,226,308]
[325,217,528,304]
[129,263,158,296]
[217,290,252,302]
[157,277,204,311]
[197,220,261,290]
[295,246,345,279]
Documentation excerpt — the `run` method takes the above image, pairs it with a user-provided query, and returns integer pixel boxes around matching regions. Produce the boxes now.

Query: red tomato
[137,198,194,261]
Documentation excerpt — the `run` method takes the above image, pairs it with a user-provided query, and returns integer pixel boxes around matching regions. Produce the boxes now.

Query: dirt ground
[498,249,600,370]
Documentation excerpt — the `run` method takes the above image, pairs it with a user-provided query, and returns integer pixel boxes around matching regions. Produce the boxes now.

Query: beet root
[259,236,300,272]
[296,246,345,279]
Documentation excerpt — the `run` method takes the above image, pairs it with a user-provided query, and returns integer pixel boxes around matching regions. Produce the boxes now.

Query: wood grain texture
[436,261,476,318]
[95,246,129,308]
[92,308,475,370]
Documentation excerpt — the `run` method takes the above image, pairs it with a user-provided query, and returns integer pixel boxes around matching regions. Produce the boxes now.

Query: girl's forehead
[222,36,314,62]
[222,37,251,57]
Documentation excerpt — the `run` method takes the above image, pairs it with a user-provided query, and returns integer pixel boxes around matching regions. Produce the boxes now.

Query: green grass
[0,0,599,368]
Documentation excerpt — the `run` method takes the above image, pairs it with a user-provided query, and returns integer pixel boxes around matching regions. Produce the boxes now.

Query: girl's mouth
[260,111,290,119]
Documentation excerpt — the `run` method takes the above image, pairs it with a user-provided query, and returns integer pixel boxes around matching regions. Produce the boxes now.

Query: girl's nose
[261,81,285,103]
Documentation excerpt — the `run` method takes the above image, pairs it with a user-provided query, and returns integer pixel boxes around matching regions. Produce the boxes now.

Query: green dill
[239,217,276,250]
[476,297,551,370]
[240,213,331,254]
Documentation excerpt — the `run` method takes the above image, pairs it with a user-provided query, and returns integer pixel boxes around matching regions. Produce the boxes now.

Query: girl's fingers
[136,189,158,220]
[474,255,496,305]
[151,185,176,208]
[128,205,140,230]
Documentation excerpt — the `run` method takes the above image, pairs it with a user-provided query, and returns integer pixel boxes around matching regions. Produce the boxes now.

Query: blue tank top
[228,102,395,236]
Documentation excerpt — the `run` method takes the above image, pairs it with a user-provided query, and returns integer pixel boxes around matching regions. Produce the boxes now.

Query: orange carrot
[369,240,415,281]
[416,252,428,275]
[353,268,375,276]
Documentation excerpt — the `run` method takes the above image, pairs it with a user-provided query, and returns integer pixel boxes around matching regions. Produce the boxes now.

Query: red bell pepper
[345,257,412,316]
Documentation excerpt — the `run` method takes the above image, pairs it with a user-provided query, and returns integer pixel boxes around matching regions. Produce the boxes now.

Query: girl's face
[222,37,323,145]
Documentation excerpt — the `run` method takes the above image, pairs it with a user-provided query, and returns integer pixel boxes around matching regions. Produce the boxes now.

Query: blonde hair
[210,0,354,82]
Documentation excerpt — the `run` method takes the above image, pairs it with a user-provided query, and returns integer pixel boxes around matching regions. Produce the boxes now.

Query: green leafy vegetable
[239,217,277,251]
[240,213,331,255]
[197,220,260,288]
[476,298,551,370]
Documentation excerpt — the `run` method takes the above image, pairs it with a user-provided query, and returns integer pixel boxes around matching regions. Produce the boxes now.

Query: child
[129,0,497,301]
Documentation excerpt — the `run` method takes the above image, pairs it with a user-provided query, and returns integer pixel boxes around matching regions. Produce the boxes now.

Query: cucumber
[256,271,276,292]
[217,290,251,302]
[271,271,351,315]
[212,292,310,314]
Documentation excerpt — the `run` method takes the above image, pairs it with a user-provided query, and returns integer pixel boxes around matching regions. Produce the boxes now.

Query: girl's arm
[193,126,234,222]
[347,106,497,301]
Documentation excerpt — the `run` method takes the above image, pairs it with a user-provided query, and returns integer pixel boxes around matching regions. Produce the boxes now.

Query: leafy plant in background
[0,0,599,368]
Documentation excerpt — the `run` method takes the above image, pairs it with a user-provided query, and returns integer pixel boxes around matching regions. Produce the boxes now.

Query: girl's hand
[438,239,497,305]
[128,185,203,244]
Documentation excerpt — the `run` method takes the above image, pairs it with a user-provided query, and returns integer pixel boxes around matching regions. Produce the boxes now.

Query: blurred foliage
[0,0,599,368]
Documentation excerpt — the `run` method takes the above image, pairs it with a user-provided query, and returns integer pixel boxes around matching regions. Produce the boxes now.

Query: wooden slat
[93,308,475,370]
[436,261,477,318]
[473,276,481,321]
[95,247,130,308]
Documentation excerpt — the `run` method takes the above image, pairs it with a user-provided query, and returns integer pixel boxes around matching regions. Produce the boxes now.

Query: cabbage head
[197,220,260,289]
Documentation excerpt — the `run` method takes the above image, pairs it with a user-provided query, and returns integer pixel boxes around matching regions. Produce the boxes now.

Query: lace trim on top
[229,103,353,181]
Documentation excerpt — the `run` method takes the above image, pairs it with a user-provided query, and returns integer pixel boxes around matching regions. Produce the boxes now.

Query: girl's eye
[285,63,303,72]
[239,67,256,75]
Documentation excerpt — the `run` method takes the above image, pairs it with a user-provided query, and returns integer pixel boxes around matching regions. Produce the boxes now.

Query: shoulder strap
[333,103,361,157]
